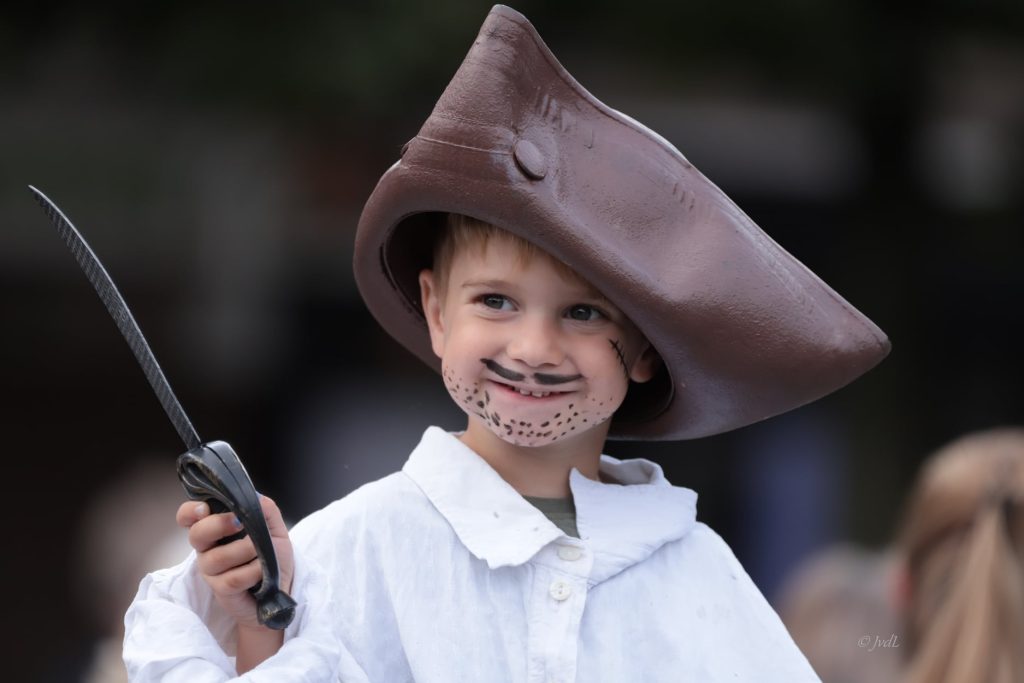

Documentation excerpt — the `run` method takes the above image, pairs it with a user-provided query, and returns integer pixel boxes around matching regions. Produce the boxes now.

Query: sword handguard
[177,441,297,630]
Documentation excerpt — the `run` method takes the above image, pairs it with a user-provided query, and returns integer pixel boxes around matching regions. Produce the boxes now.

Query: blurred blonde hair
[432,213,584,296]
[897,428,1024,683]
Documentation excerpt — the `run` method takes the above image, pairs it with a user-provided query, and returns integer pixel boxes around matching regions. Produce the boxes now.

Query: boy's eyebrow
[462,278,612,305]
[461,279,514,290]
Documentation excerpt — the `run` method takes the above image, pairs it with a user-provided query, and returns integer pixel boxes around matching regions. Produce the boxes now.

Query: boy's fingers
[176,500,209,529]
[209,557,263,596]
[196,536,259,578]
[188,511,245,552]
[258,495,288,538]
[181,495,285,549]
[258,494,294,594]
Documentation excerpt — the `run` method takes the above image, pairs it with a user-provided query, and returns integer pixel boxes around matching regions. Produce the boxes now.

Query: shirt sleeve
[691,523,822,682]
[123,549,370,682]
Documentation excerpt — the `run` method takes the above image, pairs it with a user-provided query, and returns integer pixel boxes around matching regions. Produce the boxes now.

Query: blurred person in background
[778,428,1024,683]
[894,428,1024,683]
[65,460,190,683]
[777,544,902,683]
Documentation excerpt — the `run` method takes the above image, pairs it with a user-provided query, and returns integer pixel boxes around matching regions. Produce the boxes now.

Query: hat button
[513,139,547,180]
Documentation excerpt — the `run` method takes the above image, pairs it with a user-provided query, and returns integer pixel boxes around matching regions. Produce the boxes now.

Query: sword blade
[29,186,202,451]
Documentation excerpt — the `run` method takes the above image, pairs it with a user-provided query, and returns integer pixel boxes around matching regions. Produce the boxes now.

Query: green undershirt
[523,495,579,538]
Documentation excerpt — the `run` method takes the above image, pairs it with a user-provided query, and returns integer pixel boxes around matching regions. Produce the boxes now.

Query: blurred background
[2,1,1022,680]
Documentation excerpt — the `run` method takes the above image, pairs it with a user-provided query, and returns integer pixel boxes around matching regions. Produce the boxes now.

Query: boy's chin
[491,430,562,449]
[465,418,561,448]
[463,412,602,449]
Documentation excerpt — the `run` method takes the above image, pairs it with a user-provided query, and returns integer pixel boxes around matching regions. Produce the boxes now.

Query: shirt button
[557,545,583,561]
[549,580,572,601]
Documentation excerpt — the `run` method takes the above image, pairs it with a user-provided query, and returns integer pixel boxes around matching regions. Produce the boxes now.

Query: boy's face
[419,234,657,449]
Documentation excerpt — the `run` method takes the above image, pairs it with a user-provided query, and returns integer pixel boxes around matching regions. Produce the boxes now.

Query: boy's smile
[419,232,657,455]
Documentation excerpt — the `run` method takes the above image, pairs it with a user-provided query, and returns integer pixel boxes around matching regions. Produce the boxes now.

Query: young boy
[125,6,888,681]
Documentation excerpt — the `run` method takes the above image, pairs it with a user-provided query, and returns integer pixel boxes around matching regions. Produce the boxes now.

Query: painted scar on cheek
[609,338,629,379]
[481,358,525,382]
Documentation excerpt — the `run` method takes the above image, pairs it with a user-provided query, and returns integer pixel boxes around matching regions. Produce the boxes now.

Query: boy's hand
[176,495,294,632]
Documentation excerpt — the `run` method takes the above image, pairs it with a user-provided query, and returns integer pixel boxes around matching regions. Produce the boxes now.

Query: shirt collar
[402,427,697,581]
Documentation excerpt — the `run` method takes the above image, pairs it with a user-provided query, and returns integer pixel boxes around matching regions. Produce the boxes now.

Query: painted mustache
[480,358,582,385]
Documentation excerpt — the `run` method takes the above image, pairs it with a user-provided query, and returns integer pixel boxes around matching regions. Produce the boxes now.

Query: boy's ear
[419,269,446,358]
[629,343,661,384]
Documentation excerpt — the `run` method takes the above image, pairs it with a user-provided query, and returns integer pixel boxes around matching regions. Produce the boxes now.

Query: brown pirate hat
[354,4,890,440]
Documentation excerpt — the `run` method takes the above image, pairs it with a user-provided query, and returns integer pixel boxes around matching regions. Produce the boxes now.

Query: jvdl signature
[858,634,901,651]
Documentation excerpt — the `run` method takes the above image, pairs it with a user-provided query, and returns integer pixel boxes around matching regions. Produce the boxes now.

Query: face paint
[480,358,525,382]
[609,338,629,379]
[425,236,652,449]
[443,359,621,447]
[533,371,584,385]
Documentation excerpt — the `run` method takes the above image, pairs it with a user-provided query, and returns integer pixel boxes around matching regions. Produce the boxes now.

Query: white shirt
[124,427,820,682]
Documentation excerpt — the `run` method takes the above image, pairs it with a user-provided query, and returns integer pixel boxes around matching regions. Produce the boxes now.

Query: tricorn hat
[354,4,890,440]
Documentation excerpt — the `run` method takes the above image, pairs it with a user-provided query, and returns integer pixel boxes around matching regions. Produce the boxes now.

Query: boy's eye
[567,304,602,321]
[480,294,512,310]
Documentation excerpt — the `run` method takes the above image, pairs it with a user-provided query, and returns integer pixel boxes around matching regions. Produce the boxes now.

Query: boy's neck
[459,417,610,498]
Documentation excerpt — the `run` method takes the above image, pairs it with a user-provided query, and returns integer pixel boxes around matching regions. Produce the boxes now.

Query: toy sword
[30,185,296,629]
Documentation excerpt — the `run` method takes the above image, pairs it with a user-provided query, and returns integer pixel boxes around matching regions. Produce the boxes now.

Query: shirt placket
[525,540,594,683]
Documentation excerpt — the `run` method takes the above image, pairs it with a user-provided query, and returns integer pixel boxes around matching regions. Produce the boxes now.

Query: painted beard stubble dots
[442,356,625,448]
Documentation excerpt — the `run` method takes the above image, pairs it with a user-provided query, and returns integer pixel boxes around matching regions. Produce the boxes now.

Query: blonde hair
[897,428,1024,683]
[432,213,584,296]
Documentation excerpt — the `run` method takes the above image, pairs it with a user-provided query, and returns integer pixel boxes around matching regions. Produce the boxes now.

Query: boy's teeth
[517,388,550,397]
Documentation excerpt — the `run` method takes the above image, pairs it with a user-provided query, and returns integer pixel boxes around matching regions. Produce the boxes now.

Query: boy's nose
[506,315,564,368]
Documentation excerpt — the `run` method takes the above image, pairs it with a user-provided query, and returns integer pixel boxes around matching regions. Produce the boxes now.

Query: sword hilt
[177,441,296,630]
